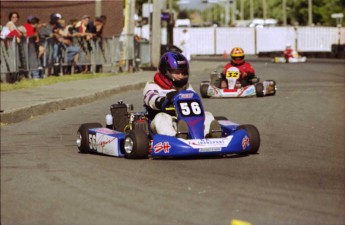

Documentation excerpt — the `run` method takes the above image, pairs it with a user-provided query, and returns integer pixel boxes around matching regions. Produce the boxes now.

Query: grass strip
[1,72,120,92]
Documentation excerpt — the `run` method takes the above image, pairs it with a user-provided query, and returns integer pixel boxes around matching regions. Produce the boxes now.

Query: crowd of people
[0,11,107,79]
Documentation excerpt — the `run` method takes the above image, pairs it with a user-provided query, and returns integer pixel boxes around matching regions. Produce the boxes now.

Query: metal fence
[0,34,151,83]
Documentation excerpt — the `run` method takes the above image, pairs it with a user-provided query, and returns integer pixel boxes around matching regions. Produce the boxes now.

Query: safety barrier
[0,34,150,83]
[171,26,345,55]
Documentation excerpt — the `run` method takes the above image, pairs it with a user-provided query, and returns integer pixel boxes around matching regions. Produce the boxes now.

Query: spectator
[85,16,106,72]
[76,15,90,34]
[63,19,82,74]
[64,18,79,36]
[85,16,105,40]
[23,16,43,79]
[1,12,23,39]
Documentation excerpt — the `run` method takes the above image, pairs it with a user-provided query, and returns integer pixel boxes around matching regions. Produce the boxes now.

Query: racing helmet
[159,51,189,88]
[230,47,245,65]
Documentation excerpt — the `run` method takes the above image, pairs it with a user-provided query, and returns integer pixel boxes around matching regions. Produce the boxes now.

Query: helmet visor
[232,56,244,61]
[169,68,189,76]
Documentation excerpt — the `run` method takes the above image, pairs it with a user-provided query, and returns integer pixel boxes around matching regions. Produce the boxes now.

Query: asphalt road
[1,60,344,225]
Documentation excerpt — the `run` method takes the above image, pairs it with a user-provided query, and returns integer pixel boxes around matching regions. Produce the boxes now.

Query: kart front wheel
[76,123,102,153]
[255,83,264,97]
[236,124,260,154]
[200,84,210,98]
[124,130,149,159]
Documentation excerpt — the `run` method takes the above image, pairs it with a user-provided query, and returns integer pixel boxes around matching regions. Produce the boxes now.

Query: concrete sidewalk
[0,71,154,124]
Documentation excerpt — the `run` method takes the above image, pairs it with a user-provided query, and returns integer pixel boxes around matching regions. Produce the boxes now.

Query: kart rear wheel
[255,83,264,97]
[200,84,209,98]
[124,130,149,159]
[76,123,102,153]
[267,80,277,96]
[236,124,260,154]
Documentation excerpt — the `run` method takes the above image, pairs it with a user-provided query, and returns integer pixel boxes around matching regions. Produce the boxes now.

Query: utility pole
[240,0,244,21]
[151,0,163,68]
[308,0,313,25]
[225,1,230,26]
[124,0,135,35]
[282,0,286,26]
[250,0,253,20]
[231,0,236,26]
[95,0,102,16]
[168,0,173,45]
[262,0,267,20]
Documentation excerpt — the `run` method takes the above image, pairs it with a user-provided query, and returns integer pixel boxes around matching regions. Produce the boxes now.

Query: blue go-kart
[76,90,260,159]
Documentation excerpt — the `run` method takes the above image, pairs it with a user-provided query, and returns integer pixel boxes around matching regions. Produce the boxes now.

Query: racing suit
[143,72,216,137]
[222,61,256,87]
[284,48,293,61]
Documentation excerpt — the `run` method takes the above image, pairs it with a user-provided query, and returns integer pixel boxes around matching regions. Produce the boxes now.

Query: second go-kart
[200,66,277,98]
[273,56,307,63]
[76,90,261,159]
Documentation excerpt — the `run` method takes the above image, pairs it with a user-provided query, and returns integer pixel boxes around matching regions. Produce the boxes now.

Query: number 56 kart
[200,67,277,98]
[76,90,260,159]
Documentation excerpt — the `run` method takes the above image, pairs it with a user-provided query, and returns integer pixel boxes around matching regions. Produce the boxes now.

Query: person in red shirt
[221,47,256,88]
[283,43,294,61]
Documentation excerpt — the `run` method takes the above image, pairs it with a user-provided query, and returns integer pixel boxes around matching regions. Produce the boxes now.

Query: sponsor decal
[99,135,116,149]
[184,136,232,148]
[96,134,119,156]
[177,60,186,65]
[179,93,194,99]
[245,87,255,95]
[242,136,249,150]
[211,86,221,96]
[153,142,171,154]
[95,128,118,134]
[187,117,204,126]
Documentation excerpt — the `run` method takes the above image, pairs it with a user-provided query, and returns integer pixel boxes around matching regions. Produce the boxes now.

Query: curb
[0,82,147,125]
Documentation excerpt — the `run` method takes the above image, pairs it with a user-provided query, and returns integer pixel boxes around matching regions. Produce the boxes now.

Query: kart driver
[143,51,221,139]
[221,47,256,88]
[283,43,294,61]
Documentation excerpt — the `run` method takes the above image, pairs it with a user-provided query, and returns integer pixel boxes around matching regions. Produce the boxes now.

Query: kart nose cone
[124,137,134,154]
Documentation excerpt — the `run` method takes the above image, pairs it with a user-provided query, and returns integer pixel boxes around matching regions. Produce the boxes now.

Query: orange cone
[223,50,228,59]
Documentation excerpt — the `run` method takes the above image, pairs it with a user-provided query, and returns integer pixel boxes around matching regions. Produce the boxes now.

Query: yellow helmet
[230,47,245,65]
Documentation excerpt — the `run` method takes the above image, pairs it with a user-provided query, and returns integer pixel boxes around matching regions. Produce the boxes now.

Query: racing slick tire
[266,80,277,96]
[124,129,150,159]
[255,83,264,97]
[236,124,260,154]
[200,83,210,98]
[77,123,102,153]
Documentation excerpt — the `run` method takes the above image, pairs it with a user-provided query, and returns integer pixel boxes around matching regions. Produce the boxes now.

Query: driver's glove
[166,91,178,102]
[155,97,166,110]
[155,91,178,111]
